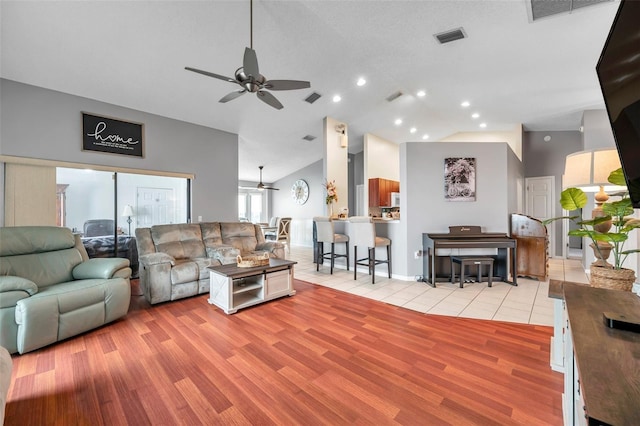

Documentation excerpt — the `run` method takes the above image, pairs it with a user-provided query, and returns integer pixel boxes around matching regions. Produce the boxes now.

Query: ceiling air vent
[528,0,611,21]
[434,27,466,44]
[302,135,316,141]
[386,91,403,102]
[304,92,322,104]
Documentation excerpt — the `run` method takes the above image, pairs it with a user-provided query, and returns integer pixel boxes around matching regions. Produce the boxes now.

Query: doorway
[525,176,555,258]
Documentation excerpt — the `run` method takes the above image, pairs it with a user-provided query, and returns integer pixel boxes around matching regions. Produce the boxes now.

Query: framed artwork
[444,157,476,201]
[82,112,144,157]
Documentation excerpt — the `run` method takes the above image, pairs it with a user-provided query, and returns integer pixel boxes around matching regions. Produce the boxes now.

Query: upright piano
[422,226,517,287]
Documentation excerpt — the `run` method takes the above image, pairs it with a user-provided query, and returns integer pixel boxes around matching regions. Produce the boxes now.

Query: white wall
[324,117,349,216]
[0,79,239,224]
[441,124,524,161]
[273,160,323,248]
[364,133,400,181]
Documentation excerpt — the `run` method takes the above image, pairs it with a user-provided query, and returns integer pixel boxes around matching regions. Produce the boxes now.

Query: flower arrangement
[324,180,338,205]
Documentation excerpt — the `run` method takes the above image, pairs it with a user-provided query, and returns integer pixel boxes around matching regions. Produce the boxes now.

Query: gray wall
[272,160,323,247]
[582,109,616,150]
[0,79,239,223]
[523,130,583,255]
[402,142,519,278]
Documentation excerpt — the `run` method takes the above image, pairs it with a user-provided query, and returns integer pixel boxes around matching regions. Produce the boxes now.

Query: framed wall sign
[82,112,144,158]
[444,157,476,202]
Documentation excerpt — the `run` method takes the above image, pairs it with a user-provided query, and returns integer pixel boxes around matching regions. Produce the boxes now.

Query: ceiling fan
[185,0,310,110]
[240,166,280,191]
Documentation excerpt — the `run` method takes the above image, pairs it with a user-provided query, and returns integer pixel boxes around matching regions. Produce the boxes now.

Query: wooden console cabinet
[208,259,296,314]
[510,213,548,281]
[368,178,399,207]
[550,280,640,425]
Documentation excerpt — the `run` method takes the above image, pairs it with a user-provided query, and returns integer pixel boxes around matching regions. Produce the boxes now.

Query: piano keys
[422,226,517,288]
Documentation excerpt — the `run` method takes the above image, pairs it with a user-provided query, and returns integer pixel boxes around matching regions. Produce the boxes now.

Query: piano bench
[450,256,494,288]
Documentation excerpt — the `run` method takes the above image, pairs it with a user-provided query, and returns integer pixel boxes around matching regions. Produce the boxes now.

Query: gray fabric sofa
[135,222,285,305]
[0,226,132,355]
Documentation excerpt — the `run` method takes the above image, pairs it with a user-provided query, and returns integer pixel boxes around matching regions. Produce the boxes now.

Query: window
[56,168,189,235]
[238,189,265,222]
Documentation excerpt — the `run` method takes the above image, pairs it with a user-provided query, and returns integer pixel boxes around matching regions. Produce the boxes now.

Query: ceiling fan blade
[264,80,311,91]
[185,67,236,83]
[257,90,283,110]
[243,47,259,78]
[263,186,280,191]
[219,90,246,103]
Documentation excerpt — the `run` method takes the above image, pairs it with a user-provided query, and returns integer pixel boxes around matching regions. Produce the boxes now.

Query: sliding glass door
[56,167,190,278]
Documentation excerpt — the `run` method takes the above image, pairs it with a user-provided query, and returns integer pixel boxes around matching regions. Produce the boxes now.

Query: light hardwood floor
[5,267,564,425]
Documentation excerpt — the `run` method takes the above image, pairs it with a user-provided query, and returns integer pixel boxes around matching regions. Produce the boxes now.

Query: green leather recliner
[0,226,131,354]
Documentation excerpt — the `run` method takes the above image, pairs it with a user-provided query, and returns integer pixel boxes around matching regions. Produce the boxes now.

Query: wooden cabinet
[369,178,399,207]
[555,281,640,425]
[510,213,548,281]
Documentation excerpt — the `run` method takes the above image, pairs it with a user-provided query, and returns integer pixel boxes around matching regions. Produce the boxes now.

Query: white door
[137,187,175,226]
[526,176,555,257]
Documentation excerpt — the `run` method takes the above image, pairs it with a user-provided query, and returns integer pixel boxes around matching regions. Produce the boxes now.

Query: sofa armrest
[0,276,38,296]
[72,258,130,280]
[139,252,175,266]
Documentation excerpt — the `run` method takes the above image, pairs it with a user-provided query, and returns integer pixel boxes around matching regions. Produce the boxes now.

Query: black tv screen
[596,0,640,208]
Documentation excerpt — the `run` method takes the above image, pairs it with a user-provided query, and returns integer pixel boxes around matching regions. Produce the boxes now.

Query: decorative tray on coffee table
[236,253,270,268]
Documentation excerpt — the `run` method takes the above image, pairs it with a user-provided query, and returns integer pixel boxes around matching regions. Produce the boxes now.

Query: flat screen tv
[596,0,640,208]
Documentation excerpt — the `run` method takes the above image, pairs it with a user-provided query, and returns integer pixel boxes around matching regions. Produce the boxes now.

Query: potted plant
[544,168,640,291]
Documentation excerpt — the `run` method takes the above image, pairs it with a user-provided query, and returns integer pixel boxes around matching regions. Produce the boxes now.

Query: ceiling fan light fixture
[184,0,310,110]
[256,165,279,190]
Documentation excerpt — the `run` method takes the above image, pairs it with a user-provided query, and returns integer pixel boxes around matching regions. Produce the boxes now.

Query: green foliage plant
[543,168,640,270]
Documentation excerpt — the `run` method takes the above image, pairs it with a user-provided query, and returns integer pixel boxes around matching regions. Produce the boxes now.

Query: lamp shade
[121,204,134,217]
[562,148,623,191]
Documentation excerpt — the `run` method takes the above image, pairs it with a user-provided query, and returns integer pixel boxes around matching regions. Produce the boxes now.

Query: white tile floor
[288,246,589,327]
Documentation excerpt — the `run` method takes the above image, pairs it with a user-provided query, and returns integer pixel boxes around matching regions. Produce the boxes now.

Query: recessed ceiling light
[416,90,426,97]
[422,134,429,140]
[471,113,480,119]
[332,95,342,103]
[461,101,470,108]
[394,118,403,126]
[479,122,487,128]
[357,77,366,86]
[410,127,417,133]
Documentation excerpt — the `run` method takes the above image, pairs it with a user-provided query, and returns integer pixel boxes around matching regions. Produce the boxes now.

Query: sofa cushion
[220,222,260,254]
[170,260,200,284]
[200,222,223,246]
[151,224,206,259]
[0,226,75,256]
[205,244,240,264]
[192,257,221,280]
[0,249,83,288]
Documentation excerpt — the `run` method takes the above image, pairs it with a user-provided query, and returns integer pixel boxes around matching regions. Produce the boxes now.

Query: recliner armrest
[0,276,38,295]
[73,258,130,279]
[139,252,175,266]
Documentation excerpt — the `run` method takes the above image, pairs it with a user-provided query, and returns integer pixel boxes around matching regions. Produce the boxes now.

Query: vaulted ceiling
[0,0,620,182]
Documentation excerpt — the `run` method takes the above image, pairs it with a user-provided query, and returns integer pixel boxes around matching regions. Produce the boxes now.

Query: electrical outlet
[198,216,203,222]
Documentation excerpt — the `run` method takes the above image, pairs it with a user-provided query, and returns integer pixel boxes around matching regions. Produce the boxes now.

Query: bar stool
[313,216,349,274]
[349,216,391,284]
